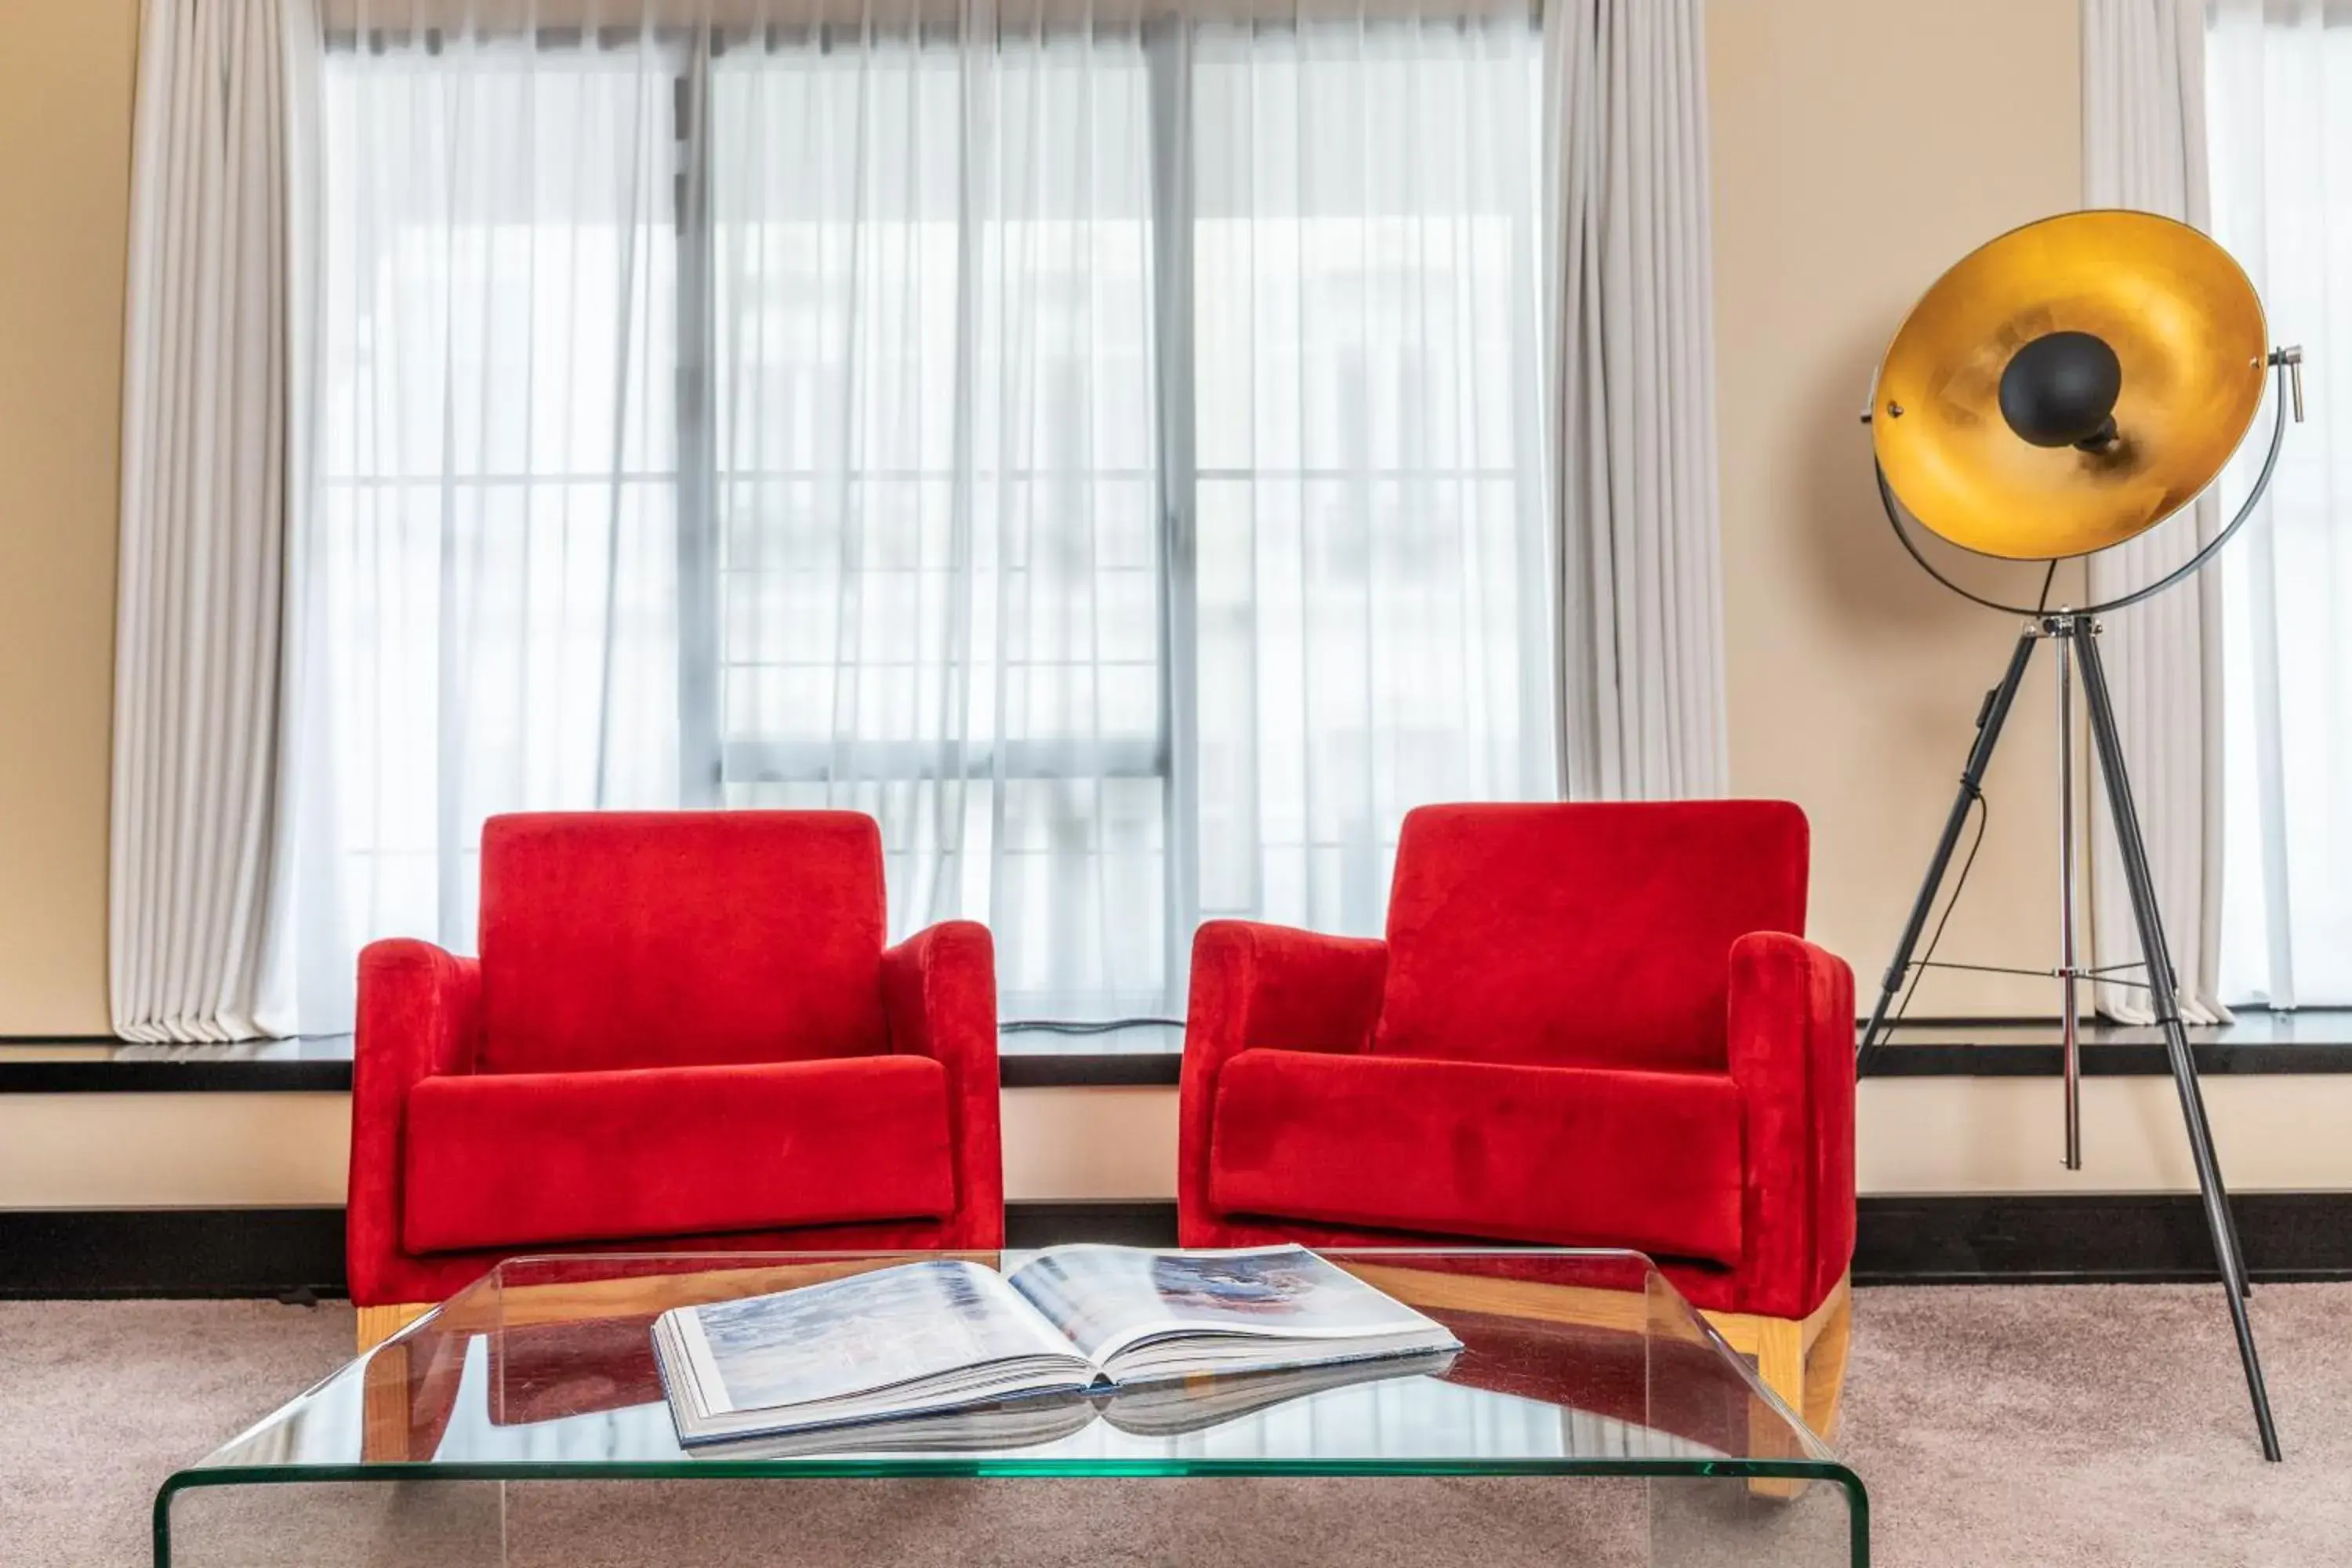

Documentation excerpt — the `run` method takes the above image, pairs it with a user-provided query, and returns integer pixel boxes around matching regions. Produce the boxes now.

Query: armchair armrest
[1178,920,1388,1240]
[882,920,1003,1247]
[1726,931,1857,1322]
[349,939,481,1306]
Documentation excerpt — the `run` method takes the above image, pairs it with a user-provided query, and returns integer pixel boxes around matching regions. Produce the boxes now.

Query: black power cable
[1878,582,2041,1058]
[1882,789,1990,1044]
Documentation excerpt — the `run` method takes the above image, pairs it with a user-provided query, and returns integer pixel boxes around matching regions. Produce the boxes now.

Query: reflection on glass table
[159,1249,1867,1567]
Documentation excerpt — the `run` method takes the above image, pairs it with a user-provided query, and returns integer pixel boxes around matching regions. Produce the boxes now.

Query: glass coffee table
[158,1249,1867,1566]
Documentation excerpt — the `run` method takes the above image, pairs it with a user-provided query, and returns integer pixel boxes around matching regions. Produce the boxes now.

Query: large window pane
[299,13,1552,1030]
[312,44,681,982]
[1190,21,1551,932]
[709,37,1169,1013]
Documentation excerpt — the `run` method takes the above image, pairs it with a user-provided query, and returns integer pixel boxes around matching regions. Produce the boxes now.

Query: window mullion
[1146,22,1200,1014]
[673,37,723,807]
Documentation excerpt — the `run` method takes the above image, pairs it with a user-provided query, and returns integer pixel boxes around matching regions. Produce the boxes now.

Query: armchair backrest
[1374,801,1809,1072]
[476,811,890,1074]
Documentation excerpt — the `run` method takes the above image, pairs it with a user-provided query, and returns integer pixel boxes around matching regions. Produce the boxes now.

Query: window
[312,45,687,940]
[694,39,1171,1014]
[297,9,1552,1028]
[2209,0,2352,1007]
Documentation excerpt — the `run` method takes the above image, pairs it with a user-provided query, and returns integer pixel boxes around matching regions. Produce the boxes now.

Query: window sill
[1860,1009,2352,1076]
[9,1011,2352,1092]
[0,1024,1185,1093]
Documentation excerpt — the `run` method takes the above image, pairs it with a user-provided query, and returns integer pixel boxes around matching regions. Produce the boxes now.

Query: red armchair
[348,811,1002,1347]
[1178,801,1856,1434]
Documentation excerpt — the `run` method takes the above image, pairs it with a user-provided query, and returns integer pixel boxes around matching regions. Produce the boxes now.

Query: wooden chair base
[1700,1272,1853,1438]
[1700,1273,1853,1498]
[356,1301,435,1352]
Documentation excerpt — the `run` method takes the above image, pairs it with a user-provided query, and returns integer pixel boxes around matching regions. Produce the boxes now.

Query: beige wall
[0,1,136,1036]
[4,0,2347,1213]
[1708,0,2086,1016]
[13,1078,2352,1207]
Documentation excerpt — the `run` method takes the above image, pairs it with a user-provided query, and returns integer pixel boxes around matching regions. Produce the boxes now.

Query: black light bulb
[1998,330,2123,451]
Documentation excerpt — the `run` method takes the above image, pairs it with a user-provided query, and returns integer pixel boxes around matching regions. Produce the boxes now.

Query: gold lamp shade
[1872,209,2269,561]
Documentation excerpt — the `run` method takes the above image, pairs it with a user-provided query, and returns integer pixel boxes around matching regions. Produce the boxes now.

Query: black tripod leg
[2072,627,2255,1301]
[1858,631,2040,1069]
[2075,626,2281,1461]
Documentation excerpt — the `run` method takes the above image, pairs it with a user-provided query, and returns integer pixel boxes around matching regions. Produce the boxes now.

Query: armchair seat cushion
[402,1055,956,1255]
[1206,1050,1746,1268]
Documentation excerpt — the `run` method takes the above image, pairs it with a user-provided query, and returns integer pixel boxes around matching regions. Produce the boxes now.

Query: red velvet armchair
[1178,801,1857,1434]
[348,811,1002,1347]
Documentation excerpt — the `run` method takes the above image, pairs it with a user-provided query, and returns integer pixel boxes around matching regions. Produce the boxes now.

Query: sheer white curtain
[705,12,1170,1017]
[2209,0,2352,1007]
[2079,0,2229,1022]
[280,0,1553,1032]
[281,24,686,1032]
[1185,16,1555,934]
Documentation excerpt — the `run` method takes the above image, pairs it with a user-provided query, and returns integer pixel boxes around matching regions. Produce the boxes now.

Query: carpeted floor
[4,1283,2349,1566]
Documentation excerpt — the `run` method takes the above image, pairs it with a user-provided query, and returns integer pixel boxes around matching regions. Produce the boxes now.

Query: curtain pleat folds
[111,0,306,1040]
[2079,0,2229,1023]
[1543,0,1726,801]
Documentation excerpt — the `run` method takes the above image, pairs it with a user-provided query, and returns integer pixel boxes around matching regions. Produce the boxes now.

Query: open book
[650,1245,1462,1449]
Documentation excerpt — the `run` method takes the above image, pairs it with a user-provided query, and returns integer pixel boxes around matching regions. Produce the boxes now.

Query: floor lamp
[1852,210,2304,1461]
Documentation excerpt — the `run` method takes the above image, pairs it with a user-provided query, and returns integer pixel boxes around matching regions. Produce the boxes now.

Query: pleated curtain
[2079,0,2229,1022]
[114,0,1728,1036]
[1542,0,1726,801]
[110,0,308,1040]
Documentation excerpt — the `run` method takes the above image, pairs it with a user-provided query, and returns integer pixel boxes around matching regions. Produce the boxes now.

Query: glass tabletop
[162,1248,1866,1566]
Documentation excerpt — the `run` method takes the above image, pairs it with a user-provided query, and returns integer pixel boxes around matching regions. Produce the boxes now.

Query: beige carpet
[4,1283,2349,1567]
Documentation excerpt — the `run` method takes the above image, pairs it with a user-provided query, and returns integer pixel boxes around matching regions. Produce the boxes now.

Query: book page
[673,1259,1079,1416]
[1004,1245,1444,1365]
[1101,1347,1461,1437]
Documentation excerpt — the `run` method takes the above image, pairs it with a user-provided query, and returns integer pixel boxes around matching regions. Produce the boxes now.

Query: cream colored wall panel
[0,1094,347,1208]
[0,1,138,1033]
[0,1088,1185,1208]
[1857,1076,2352,1195]
[9,1078,2352,1210]
[1705,0,2086,1016]
[1000,1086,1181,1202]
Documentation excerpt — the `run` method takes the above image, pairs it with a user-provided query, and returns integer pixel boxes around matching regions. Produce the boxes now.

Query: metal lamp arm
[2085,348,2298,615]
[1874,464,2050,618]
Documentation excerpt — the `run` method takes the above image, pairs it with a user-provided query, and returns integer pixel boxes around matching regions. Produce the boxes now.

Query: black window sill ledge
[1864,1010,2352,1077]
[6,1011,2351,1092]
[0,1030,1185,1093]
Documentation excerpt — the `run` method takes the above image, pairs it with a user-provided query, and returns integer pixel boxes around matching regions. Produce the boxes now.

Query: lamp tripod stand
[1856,612,2277,1458]
[1857,343,2304,1463]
